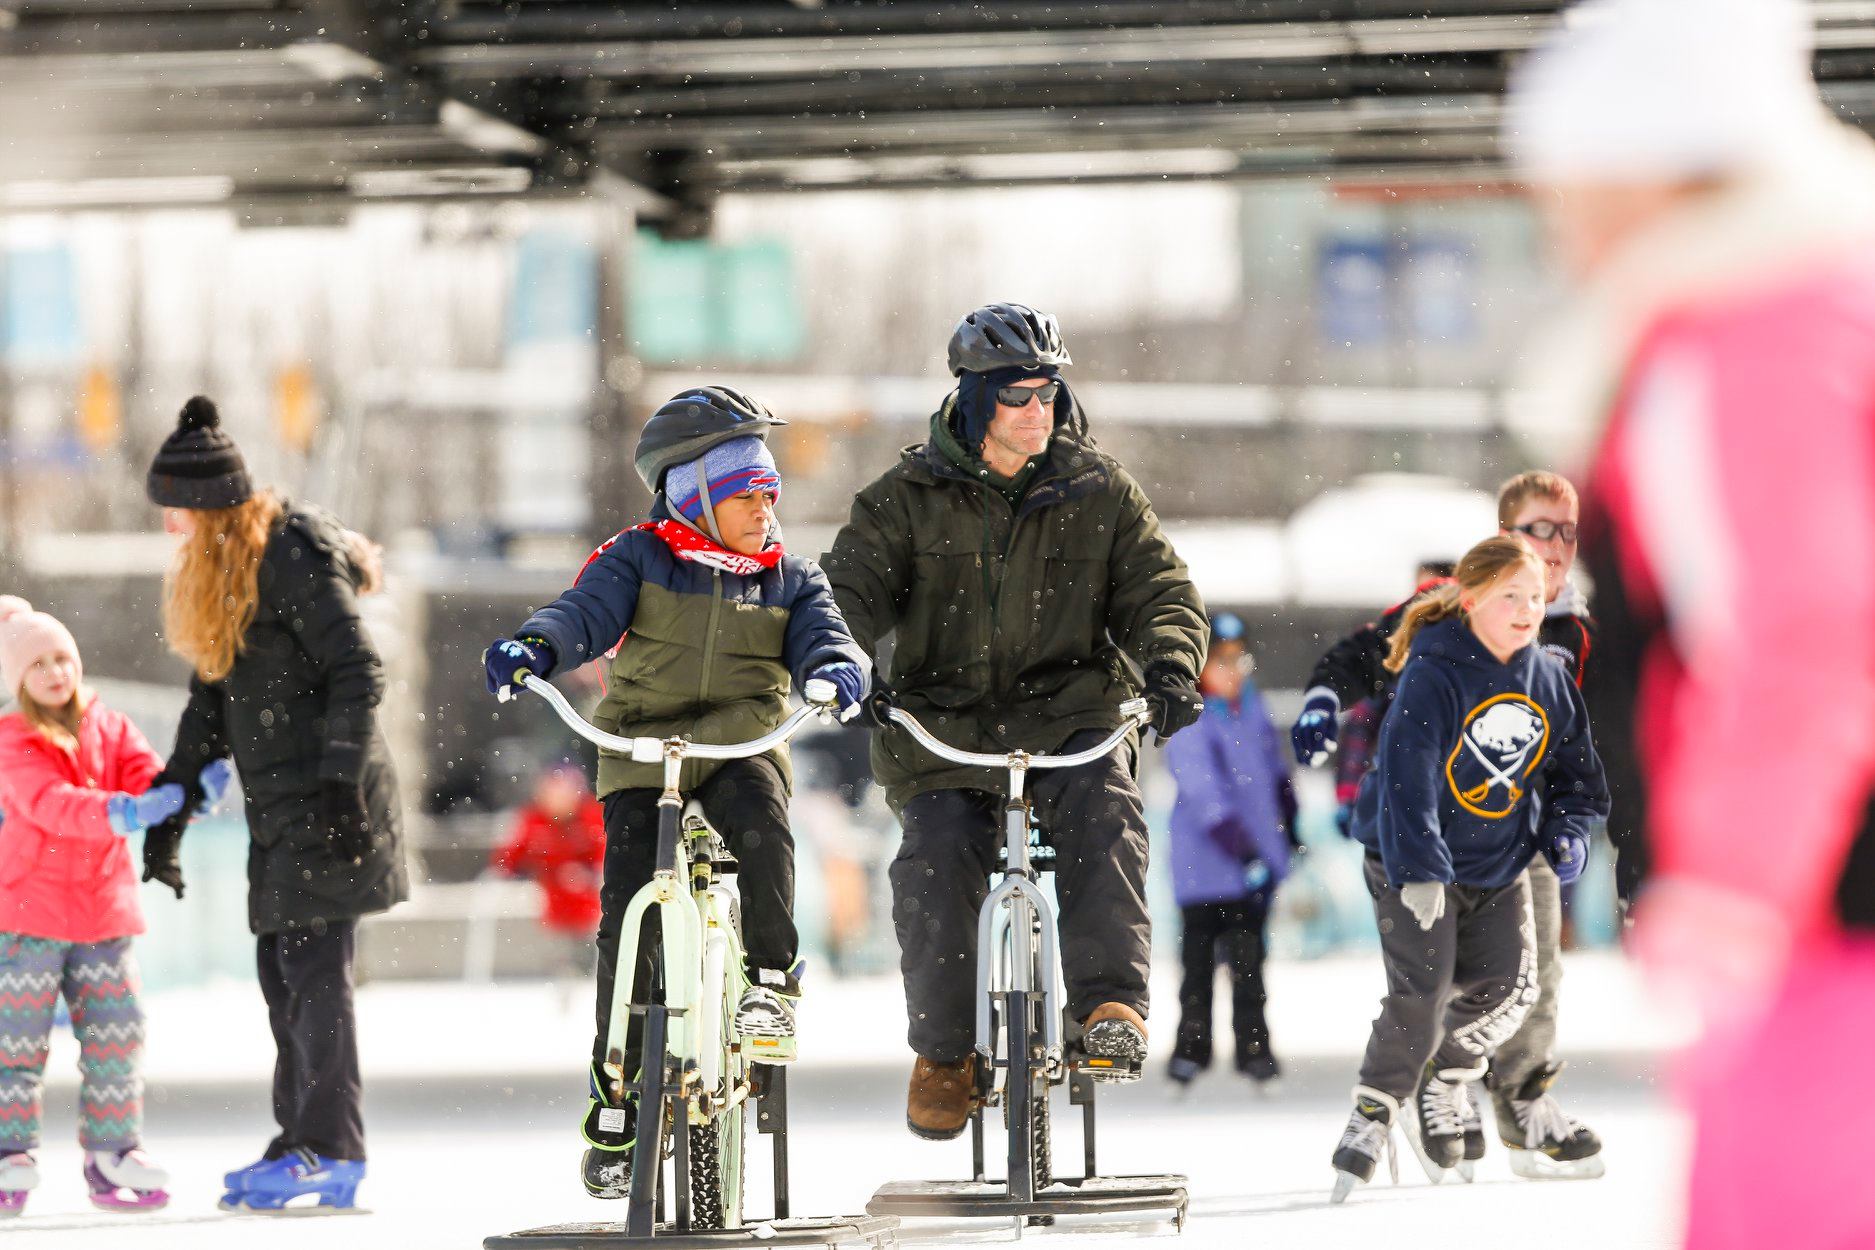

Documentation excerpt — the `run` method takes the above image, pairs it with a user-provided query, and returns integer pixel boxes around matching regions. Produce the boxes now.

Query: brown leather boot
[906,1054,977,1141]
[1080,1002,1148,1082]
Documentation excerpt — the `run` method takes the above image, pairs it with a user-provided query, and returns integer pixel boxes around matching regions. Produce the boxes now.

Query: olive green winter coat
[823,394,1207,811]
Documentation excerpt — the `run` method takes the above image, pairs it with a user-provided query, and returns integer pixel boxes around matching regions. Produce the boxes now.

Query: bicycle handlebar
[883,697,1153,770]
[504,673,836,762]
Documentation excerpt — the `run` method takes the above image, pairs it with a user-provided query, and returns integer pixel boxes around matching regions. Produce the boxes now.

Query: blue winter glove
[484,636,556,698]
[1290,689,1340,767]
[806,661,868,723]
[196,759,235,813]
[1545,829,1590,885]
[107,784,185,837]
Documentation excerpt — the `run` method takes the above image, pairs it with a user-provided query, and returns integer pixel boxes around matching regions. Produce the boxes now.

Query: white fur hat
[1508,0,1834,182]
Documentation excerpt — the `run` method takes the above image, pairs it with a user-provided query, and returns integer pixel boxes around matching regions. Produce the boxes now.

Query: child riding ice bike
[482,385,868,1203]
[501,673,844,1235]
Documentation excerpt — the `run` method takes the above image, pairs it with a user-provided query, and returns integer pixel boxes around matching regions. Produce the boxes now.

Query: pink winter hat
[0,597,82,696]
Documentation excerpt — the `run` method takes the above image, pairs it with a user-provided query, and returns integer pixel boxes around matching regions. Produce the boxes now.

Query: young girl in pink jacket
[0,598,228,1216]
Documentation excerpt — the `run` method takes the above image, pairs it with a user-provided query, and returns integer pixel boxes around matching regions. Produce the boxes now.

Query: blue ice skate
[221,1153,275,1193]
[219,1147,364,1211]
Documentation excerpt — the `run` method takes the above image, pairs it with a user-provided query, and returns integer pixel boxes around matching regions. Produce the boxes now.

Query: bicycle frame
[504,673,834,1236]
[883,699,1152,1200]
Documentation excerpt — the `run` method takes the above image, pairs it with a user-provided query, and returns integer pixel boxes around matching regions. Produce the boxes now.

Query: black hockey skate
[1408,1061,1481,1184]
[1456,1080,1486,1183]
[1493,1063,1606,1180]
[579,1064,637,1200]
[1329,1087,1399,1204]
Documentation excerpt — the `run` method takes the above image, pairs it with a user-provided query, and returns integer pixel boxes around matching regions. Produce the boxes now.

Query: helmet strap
[691,459,726,545]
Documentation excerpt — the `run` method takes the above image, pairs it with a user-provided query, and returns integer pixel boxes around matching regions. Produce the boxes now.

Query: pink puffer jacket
[0,698,162,942]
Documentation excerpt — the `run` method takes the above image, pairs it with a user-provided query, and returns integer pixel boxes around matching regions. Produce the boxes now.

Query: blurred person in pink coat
[1511,2,1875,1245]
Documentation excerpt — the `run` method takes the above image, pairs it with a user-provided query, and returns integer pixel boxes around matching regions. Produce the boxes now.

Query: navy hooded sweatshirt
[1351,616,1610,890]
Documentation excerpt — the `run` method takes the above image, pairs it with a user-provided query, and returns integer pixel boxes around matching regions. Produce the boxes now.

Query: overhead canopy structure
[4,0,1875,224]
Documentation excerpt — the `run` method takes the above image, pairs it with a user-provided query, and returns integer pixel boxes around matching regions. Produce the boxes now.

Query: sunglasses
[1508,520,1578,544]
[994,381,1061,408]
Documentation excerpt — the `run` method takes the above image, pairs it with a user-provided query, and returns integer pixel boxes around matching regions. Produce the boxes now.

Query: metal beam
[419,15,1562,81]
[433,1,1570,44]
[567,57,1509,119]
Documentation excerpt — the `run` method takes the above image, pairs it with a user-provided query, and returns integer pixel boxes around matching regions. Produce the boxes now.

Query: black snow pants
[889,730,1151,1064]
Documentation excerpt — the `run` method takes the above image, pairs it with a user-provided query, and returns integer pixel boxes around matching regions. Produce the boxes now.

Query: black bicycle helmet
[633,385,787,495]
[946,302,1072,377]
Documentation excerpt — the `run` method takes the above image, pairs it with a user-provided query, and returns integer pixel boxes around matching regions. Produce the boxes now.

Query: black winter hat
[146,396,254,510]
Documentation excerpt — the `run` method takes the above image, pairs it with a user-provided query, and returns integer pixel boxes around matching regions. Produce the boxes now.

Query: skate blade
[1403,1117,1452,1185]
[89,1195,171,1213]
[1413,1153,1450,1185]
[219,1192,367,1216]
[1455,1161,1476,1184]
[1330,1171,1361,1205]
[1508,1149,1605,1181]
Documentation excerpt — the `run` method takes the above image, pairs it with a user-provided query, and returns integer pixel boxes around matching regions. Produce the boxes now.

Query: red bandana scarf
[575,521,785,677]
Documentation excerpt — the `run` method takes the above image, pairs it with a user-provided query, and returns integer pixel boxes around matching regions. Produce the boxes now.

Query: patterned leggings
[0,935,145,1152]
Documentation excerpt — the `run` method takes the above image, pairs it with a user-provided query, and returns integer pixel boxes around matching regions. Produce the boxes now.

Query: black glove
[321,779,373,863]
[860,669,898,731]
[1142,661,1204,746]
[141,816,186,899]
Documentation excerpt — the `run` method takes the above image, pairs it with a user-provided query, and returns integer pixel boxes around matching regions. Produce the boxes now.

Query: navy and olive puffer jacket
[519,503,869,796]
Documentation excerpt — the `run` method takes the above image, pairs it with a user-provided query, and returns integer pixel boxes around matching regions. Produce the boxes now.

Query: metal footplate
[865,1176,1189,1228]
[483,1216,900,1250]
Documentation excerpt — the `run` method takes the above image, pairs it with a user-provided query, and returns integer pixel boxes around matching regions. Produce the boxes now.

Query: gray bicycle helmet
[634,385,787,495]
[946,302,1072,377]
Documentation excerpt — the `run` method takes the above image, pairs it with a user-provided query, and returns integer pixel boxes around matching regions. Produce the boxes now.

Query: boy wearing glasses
[1291,470,1607,1181]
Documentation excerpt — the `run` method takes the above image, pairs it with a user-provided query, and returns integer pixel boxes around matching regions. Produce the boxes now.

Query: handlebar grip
[802,677,837,706]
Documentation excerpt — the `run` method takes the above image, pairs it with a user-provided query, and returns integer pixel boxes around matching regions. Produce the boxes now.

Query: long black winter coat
[165,504,408,934]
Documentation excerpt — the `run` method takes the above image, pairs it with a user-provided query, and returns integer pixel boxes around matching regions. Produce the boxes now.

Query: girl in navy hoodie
[1328,536,1608,1203]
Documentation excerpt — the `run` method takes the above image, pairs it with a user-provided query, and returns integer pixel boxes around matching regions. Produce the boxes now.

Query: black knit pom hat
[146,396,254,510]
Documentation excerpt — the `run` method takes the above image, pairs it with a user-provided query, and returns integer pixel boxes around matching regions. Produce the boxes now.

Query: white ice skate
[0,1152,39,1219]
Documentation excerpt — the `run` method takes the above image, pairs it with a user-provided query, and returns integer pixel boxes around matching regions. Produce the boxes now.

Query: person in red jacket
[0,598,228,1217]
[491,763,607,975]
[1511,1,1875,1244]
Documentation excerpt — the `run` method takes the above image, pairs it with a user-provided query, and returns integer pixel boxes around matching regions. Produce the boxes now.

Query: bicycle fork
[973,764,1061,1202]
[618,749,705,1238]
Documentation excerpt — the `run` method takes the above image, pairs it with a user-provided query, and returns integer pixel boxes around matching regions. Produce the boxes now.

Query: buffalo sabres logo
[1444,695,1550,819]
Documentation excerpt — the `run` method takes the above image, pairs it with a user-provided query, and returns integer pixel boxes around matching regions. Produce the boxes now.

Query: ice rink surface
[11,952,1692,1249]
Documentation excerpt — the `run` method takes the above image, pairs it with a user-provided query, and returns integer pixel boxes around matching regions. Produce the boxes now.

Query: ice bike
[865,698,1189,1234]
[485,674,897,1250]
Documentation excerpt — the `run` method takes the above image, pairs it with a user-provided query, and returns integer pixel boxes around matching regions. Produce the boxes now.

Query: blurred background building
[10,0,1867,986]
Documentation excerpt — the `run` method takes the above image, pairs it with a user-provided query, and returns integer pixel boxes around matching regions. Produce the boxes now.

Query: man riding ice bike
[823,302,1208,1140]
[484,384,868,1198]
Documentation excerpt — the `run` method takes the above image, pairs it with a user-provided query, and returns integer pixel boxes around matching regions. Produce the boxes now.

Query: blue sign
[1403,237,1476,345]
[3,246,82,366]
[507,231,598,353]
[1317,238,1390,348]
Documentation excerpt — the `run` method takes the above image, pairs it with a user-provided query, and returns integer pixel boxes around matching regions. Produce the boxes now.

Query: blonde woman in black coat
[144,396,407,1212]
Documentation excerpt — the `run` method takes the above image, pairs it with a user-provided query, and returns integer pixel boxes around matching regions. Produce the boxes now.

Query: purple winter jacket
[1164,686,1298,907]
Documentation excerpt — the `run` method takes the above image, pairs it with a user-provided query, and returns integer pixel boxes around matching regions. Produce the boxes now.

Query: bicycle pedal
[742,1036,797,1064]
[1072,1051,1145,1084]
